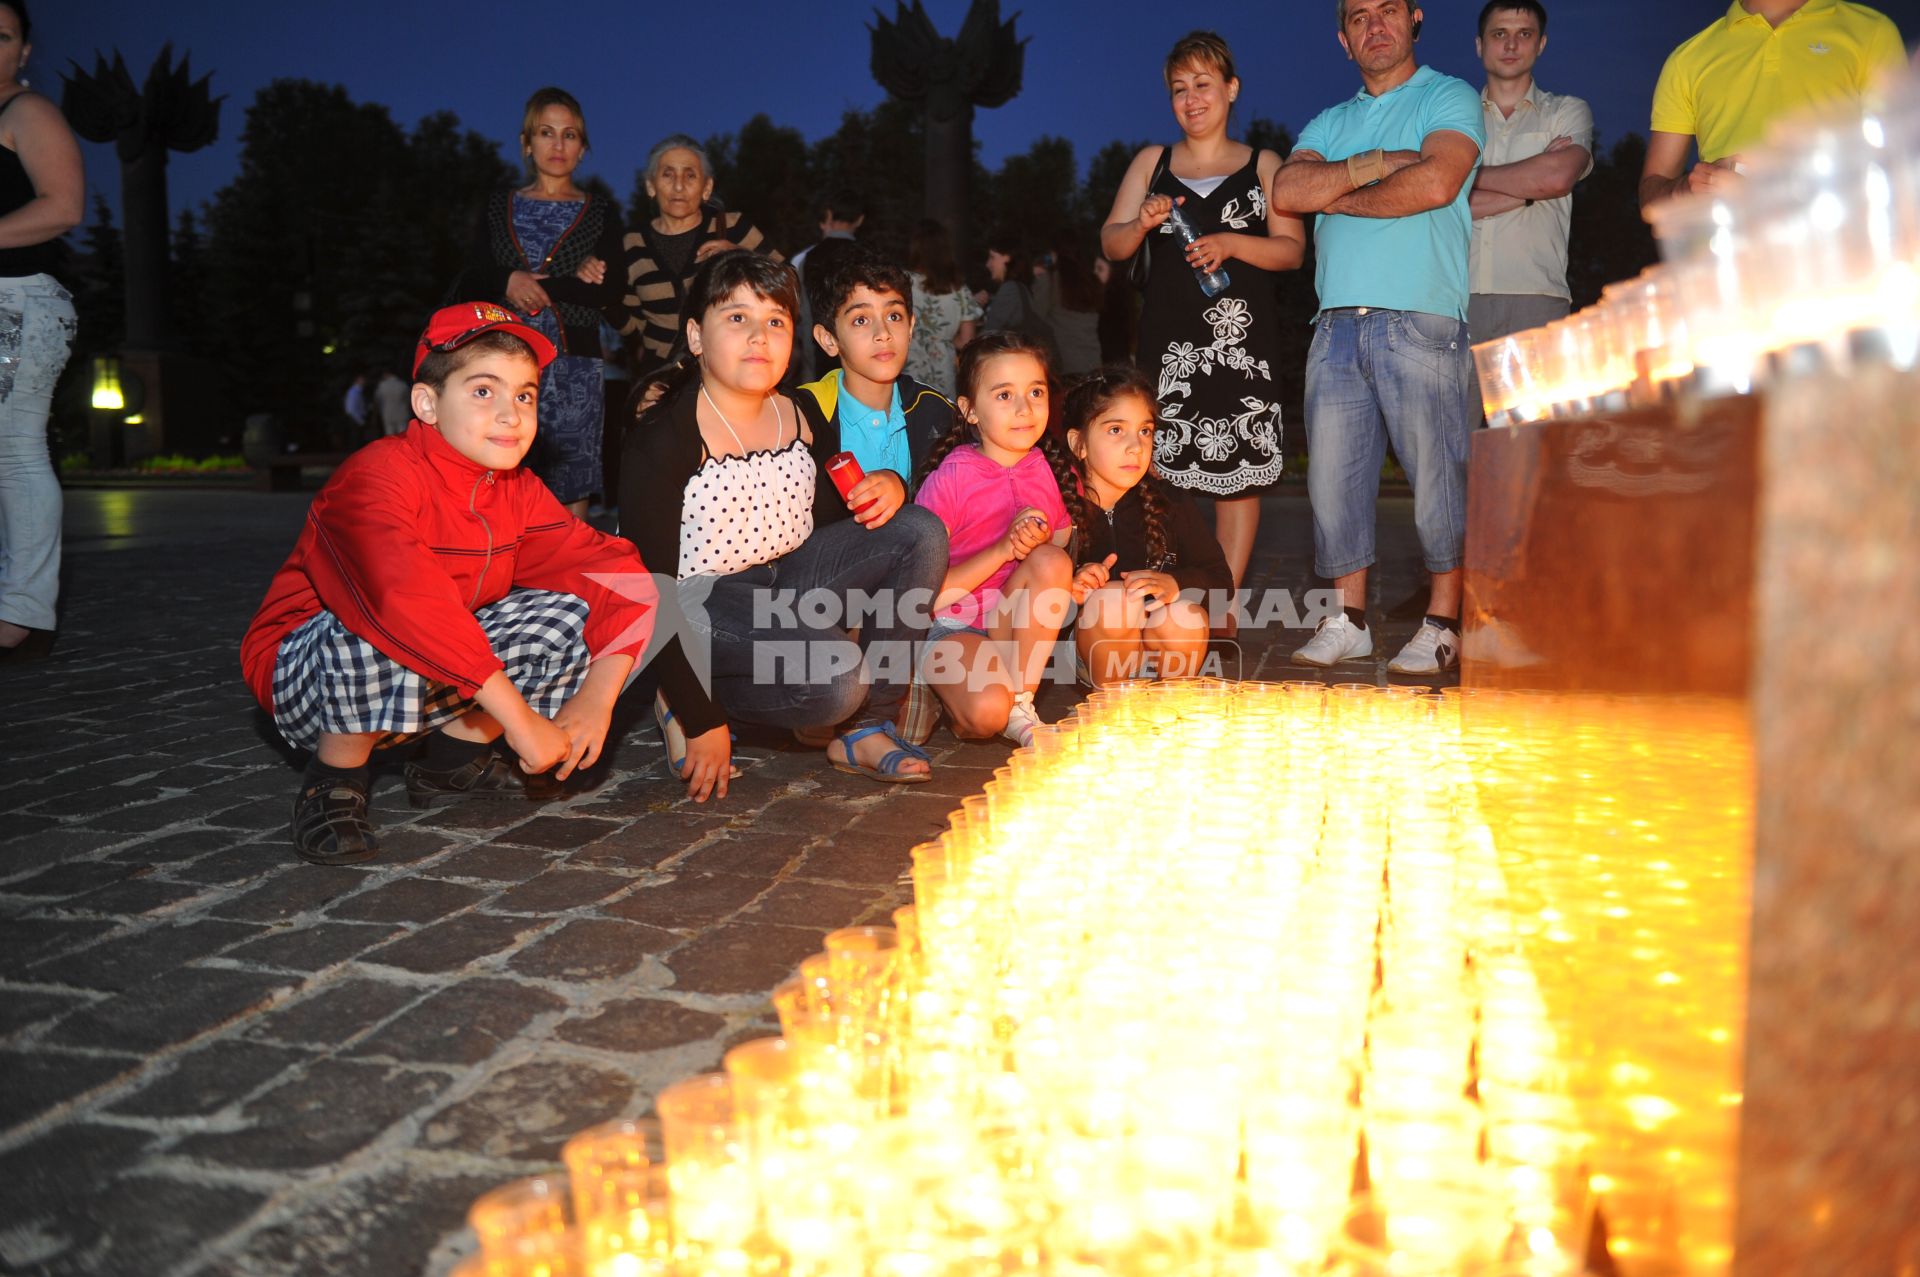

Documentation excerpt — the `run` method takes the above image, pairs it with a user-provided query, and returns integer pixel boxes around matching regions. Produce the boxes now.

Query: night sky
[46,0,1920,236]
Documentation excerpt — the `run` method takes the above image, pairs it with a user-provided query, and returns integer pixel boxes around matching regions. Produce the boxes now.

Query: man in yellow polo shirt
[1638,0,1904,212]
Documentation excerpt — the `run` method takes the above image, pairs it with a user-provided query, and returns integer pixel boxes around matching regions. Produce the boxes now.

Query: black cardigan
[1076,480,1234,598]
[619,384,847,738]
[453,188,628,358]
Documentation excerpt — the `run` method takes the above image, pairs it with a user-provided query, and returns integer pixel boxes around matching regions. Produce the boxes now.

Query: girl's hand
[504,713,571,775]
[1122,570,1179,613]
[1006,508,1051,560]
[1138,193,1176,234]
[682,724,733,803]
[1184,233,1237,275]
[506,270,552,316]
[1071,554,1118,604]
[575,256,608,285]
[848,471,906,529]
[694,238,732,264]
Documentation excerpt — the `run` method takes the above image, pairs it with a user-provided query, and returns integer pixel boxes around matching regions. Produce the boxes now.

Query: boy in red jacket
[241,303,656,865]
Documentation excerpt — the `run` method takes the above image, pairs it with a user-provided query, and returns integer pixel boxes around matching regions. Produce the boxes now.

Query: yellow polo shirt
[1651,0,1906,161]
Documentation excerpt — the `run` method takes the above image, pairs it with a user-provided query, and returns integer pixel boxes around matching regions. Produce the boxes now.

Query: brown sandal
[290,774,380,865]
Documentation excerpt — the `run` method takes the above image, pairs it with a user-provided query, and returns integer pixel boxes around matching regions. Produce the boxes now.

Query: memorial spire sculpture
[870,0,1026,267]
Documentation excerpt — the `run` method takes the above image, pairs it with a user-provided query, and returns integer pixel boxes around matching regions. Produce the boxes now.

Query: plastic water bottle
[1165,202,1231,298]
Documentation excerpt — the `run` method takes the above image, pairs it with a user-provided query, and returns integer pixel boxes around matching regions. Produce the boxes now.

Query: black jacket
[1076,480,1233,598]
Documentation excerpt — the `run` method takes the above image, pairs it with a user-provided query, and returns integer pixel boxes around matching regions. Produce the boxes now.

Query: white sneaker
[1003,691,1043,748]
[1291,614,1373,667]
[1388,619,1461,675]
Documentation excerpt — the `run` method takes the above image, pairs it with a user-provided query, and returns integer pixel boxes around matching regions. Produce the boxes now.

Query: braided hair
[1061,366,1172,570]
[638,249,800,426]
[917,330,1094,541]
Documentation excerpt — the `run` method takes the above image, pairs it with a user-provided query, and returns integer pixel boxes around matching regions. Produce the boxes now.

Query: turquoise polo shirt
[837,381,912,480]
[1295,65,1486,321]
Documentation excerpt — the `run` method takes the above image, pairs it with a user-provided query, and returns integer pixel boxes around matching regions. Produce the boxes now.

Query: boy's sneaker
[404,750,552,808]
[1388,619,1461,675]
[1291,614,1373,667]
[1003,691,1043,749]
[291,773,380,865]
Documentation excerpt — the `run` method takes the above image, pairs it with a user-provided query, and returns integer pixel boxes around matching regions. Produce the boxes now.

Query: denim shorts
[925,615,989,645]
[1303,307,1474,579]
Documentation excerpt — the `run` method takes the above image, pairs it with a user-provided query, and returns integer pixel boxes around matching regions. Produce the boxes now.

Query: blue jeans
[1303,308,1473,579]
[0,276,78,631]
[689,505,948,731]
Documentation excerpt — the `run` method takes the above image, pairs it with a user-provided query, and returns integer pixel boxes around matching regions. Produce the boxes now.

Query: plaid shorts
[270,590,592,751]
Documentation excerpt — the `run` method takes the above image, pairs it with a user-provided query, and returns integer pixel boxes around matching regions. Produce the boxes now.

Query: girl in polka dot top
[620,252,951,801]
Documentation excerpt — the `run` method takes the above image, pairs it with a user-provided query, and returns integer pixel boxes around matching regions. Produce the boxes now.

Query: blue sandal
[829,722,933,784]
[655,694,741,781]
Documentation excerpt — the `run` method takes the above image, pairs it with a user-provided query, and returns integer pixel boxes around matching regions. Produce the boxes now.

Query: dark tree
[1568,133,1658,309]
[870,0,1026,267]
[60,47,222,351]
[706,114,812,255]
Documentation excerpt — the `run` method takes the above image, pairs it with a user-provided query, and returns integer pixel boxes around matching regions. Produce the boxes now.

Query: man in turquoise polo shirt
[1272,0,1485,676]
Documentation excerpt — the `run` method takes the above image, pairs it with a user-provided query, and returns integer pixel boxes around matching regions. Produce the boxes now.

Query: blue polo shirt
[1296,65,1485,321]
[836,381,912,480]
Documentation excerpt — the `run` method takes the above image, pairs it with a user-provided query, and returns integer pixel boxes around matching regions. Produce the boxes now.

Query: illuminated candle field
[459,682,1751,1277]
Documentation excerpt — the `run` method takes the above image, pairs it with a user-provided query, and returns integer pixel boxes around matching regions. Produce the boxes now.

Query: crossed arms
[1270,129,1481,219]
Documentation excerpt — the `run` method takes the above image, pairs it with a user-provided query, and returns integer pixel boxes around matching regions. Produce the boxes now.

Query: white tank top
[677,397,817,579]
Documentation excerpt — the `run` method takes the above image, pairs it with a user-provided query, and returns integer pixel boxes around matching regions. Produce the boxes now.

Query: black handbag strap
[1130,145,1173,292]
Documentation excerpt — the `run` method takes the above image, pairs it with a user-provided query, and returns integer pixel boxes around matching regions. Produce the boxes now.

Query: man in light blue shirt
[1272,0,1485,676]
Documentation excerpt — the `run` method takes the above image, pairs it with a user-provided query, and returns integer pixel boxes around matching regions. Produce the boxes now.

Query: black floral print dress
[1136,152,1285,496]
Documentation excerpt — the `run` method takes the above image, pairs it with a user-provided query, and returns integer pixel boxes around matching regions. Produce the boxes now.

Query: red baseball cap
[412,301,558,376]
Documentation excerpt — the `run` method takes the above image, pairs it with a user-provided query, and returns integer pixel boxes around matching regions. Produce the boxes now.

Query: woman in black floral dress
[1101,31,1305,606]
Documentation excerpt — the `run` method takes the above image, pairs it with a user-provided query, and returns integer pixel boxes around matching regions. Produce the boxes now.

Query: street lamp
[90,356,125,411]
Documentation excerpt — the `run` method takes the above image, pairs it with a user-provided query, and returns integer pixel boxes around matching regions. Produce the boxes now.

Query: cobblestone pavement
[0,487,1450,1276]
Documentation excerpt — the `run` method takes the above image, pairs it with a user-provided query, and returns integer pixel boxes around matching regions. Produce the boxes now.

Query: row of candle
[455,682,1751,1276]
[1475,68,1920,426]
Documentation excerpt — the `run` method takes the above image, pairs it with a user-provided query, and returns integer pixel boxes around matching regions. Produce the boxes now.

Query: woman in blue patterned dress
[1100,32,1305,612]
[456,87,625,515]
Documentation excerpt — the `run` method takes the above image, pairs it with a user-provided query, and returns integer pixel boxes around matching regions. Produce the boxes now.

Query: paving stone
[243,977,422,1047]
[105,1039,306,1119]
[424,843,563,882]
[411,801,540,833]
[555,997,728,1054]
[0,988,88,1040]
[206,865,372,923]
[37,877,209,918]
[0,1123,152,1222]
[600,872,768,929]
[1,859,148,897]
[678,829,808,877]
[47,967,297,1054]
[0,828,135,876]
[486,868,631,915]
[85,793,251,833]
[19,785,166,818]
[745,880,885,929]
[797,833,921,886]
[419,1058,637,1160]
[665,922,828,996]
[23,1174,268,1277]
[360,824,462,866]
[199,1163,499,1277]
[0,1049,140,1129]
[361,913,543,975]
[481,813,625,851]
[166,840,295,885]
[225,920,406,972]
[324,876,485,924]
[24,919,265,992]
[171,1058,455,1171]
[103,826,250,868]
[0,918,122,977]
[349,977,567,1065]
[506,918,676,983]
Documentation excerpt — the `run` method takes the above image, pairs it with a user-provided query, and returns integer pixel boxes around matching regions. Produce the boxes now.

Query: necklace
[700,386,783,456]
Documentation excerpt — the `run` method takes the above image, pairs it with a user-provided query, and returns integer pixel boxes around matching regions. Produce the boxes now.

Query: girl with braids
[1064,367,1231,686]
[619,250,950,801]
[912,331,1107,747]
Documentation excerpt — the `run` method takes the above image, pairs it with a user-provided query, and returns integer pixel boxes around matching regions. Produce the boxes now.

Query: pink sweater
[915,445,1071,624]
